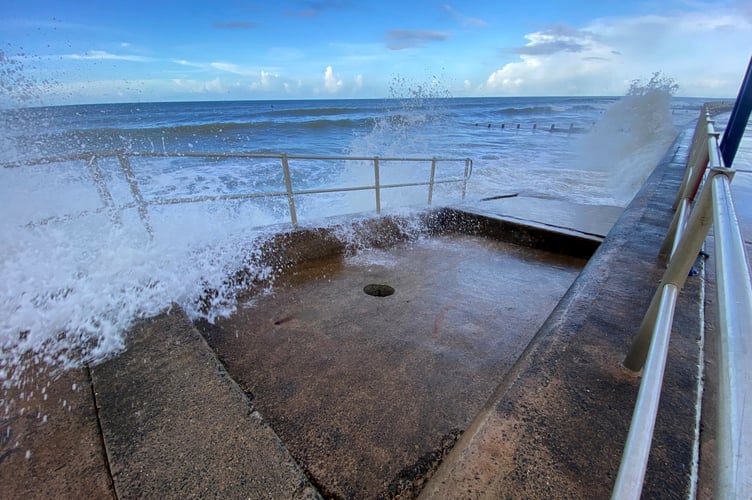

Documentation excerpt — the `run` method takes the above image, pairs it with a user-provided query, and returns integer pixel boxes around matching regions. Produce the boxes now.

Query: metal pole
[117,153,154,238]
[373,157,381,214]
[660,198,690,260]
[428,158,437,205]
[612,284,679,500]
[623,171,719,371]
[711,174,752,499]
[462,159,471,200]
[280,154,298,228]
[720,55,752,167]
[673,110,709,209]
[86,156,122,227]
[677,130,710,205]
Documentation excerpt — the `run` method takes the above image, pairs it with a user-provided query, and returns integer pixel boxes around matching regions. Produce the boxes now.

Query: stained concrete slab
[0,367,114,499]
[461,195,624,239]
[90,309,320,499]
[419,128,706,498]
[199,234,585,498]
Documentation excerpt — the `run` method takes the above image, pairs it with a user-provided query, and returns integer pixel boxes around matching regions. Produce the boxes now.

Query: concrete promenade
[1,126,750,498]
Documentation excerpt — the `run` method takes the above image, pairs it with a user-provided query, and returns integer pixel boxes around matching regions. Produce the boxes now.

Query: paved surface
[462,195,624,240]
[0,367,114,499]
[419,128,710,498]
[199,234,584,498]
[91,311,319,499]
[2,122,749,498]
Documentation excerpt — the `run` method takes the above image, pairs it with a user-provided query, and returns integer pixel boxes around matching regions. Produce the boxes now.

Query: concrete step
[90,308,320,499]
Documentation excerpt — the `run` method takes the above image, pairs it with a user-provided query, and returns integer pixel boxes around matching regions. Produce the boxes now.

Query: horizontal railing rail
[2,150,473,234]
[613,101,752,499]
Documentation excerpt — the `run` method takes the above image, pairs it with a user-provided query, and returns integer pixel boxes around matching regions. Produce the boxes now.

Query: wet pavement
[198,235,584,498]
[419,128,712,499]
[2,123,750,498]
[463,194,624,240]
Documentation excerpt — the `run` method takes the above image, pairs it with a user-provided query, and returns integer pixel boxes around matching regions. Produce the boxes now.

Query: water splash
[571,73,680,204]
[0,72,692,389]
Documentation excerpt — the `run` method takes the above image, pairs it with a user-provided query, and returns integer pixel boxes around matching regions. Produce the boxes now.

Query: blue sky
[1,0,751,104]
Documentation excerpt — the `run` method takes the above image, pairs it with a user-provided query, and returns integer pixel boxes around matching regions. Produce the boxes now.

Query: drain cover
[363,284,395,297]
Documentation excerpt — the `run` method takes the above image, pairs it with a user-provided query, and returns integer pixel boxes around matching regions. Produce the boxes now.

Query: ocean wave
[269,106,381,118]
[493,106,559,116]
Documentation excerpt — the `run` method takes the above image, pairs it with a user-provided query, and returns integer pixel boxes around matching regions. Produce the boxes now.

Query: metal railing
[3,151,473,235]
[612,105,752,499]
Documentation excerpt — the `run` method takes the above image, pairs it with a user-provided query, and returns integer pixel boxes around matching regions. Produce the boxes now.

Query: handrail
[3,150,473,232]
[711,174,752,498]
[614,102,752,499]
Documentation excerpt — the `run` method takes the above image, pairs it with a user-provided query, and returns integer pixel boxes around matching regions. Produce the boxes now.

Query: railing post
[428,158,437,205]
[373,157,381,214]
[720,55,752,167]
[462,159,472,200]
[117,152,154,238]
[280,154,298,228]
[86,155,121,227]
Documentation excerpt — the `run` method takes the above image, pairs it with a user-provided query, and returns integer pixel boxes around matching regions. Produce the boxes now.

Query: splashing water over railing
[2,151,473,235]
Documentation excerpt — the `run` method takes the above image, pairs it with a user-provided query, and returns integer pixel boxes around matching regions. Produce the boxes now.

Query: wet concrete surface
[90,309,320,499]
[198,234,585,498]
[419,128,708,499]
[0,367,114,499]
[462,195,624,240]
[4,122,747,498]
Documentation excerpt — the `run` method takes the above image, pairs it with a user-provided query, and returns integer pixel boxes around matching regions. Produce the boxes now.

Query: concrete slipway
[2,126,748,498]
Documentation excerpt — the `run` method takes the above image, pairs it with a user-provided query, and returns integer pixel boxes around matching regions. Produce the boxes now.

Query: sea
[0,90,742,387]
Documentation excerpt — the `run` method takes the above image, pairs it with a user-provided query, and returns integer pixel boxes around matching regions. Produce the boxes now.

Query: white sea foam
[0,78,696,387]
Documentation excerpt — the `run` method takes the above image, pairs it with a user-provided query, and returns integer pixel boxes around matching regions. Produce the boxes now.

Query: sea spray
[1,79,703,388]
[570,73,681,204]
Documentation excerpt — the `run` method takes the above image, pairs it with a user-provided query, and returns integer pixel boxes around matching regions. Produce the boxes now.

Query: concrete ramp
[89,309,319,499]
[462,194,624,240]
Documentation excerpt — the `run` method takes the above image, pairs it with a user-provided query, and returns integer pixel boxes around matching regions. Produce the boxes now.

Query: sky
[1,0,751,105]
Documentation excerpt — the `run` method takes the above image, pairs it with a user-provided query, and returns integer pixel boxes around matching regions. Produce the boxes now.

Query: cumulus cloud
[172,77,224,93]
[250,70,280,90]
[324,65,343,93]
[508,25,597,56]
[442,4,488,28]
[385,30,449,50]
[483,10,752,97]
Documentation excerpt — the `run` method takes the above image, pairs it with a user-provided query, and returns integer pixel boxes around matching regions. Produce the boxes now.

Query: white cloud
[324,65,343,93]
[250,70,281,91]
[64,50,152,62]
[354,74,364,89]
[210,62,257,76]
[172,77,224,93]
[483,8,752,97]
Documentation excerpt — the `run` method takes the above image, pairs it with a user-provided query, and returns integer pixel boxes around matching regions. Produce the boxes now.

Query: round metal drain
[363,284,395,297]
